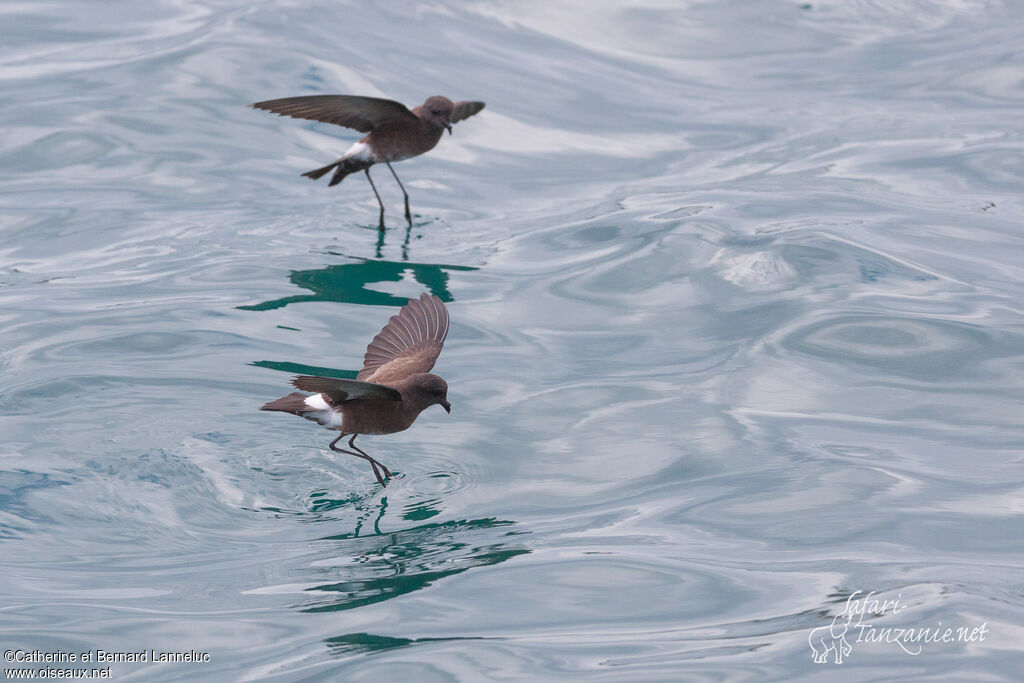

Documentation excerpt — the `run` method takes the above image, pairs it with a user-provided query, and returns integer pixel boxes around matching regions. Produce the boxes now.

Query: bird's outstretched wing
[290,376,402,403]
[358,293,449,384]
[451,101,486,124]
[252,95,417,132]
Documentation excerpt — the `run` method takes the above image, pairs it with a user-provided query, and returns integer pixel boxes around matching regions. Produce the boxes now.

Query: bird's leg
[375,222,386,259]
[329,433,386,486]
[386,162,412,226]
[401,221,412,262]
[348,435,393,479]
[364,169,386,230]
[329,433,383,484]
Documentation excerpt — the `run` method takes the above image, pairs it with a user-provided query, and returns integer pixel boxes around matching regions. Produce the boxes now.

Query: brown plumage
[252,94,485,228]
[260,293,451,486]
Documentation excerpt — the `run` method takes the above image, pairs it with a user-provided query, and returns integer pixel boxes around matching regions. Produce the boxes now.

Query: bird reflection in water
[300,509,529,614]
[238,255,476,313]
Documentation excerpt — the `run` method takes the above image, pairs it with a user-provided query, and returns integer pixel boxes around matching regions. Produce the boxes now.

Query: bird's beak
[441,399,451,413]
[444,121,452,135]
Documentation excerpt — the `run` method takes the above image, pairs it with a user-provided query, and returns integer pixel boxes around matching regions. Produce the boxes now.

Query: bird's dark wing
[290,376,402,402]
[358,293,449,384]
[251,95,417,133]
[451,101,485,124]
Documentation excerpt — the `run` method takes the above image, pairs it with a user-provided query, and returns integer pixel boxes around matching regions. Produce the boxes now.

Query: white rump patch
[304,394,331,411]
[300,393,343,429]
[341,141,371,162]
[307,410,343,429]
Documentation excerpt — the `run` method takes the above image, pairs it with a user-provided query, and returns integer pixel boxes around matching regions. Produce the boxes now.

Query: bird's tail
[303,155,371,186]
[328,164,355,187]
[260,392,309,415]
[302,162,339,181]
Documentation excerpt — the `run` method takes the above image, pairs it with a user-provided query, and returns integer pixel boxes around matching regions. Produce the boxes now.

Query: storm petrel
[261,293,451,486]
[252,94,485,228]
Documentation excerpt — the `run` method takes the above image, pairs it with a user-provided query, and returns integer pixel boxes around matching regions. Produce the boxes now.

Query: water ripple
[2,0,1024,679]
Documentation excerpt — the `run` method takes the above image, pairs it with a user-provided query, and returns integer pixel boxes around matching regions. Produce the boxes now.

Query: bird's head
[408,373,451,413]
[422,96,454,134]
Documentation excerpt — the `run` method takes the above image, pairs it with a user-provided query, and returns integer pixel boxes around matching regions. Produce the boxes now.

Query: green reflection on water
[301,517,529,613]
[249,360,357,378]
[325,632,490,658]
[402,498,442,521]
[237,256,477,312]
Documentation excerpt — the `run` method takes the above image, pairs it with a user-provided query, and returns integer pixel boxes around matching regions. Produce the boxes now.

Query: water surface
[2,0,1024,679]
